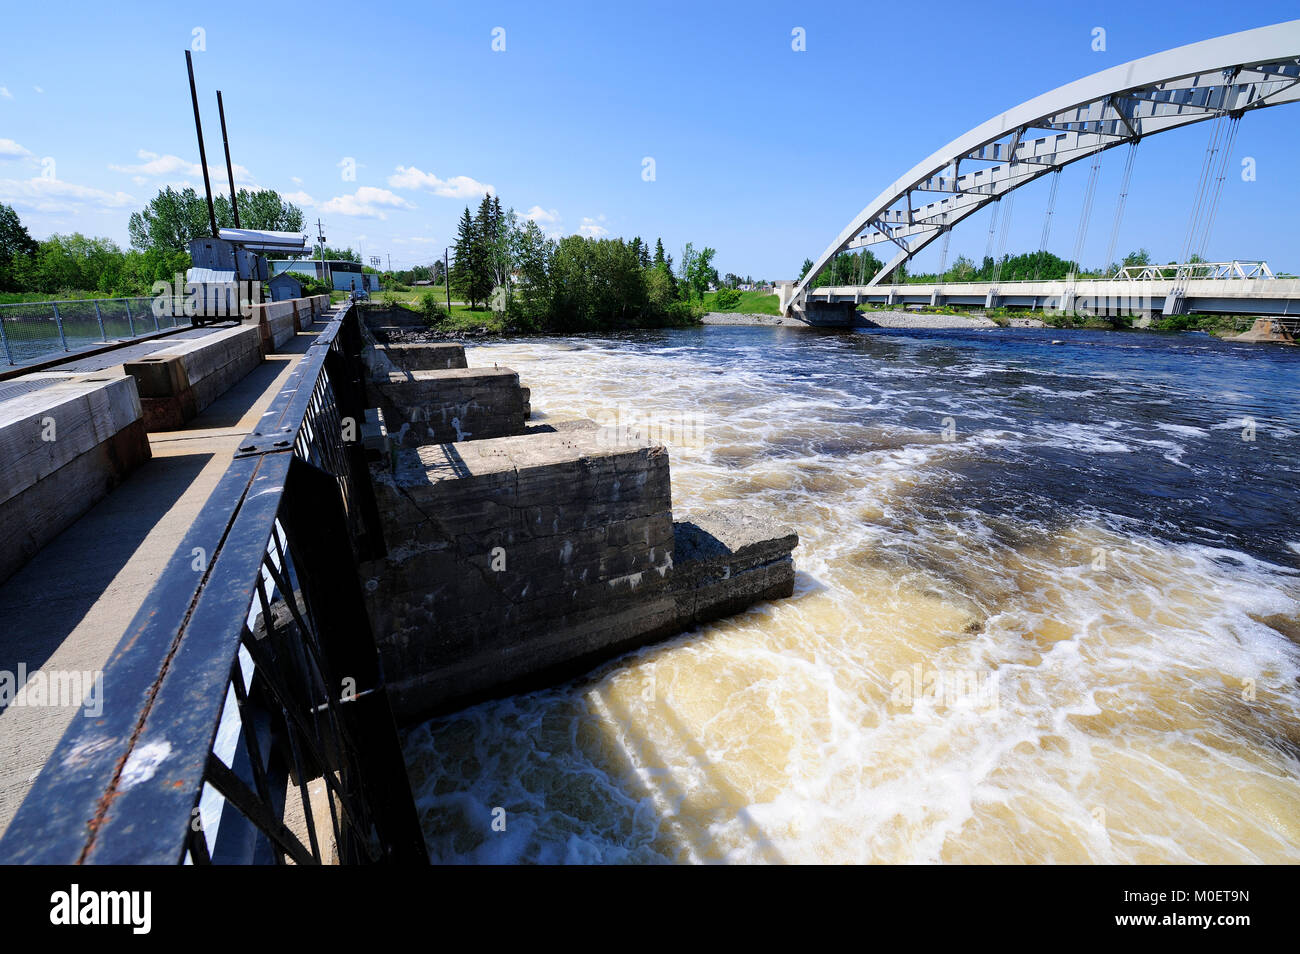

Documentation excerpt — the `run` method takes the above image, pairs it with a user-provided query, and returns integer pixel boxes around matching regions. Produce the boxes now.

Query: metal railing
[0,296,193,366]
[0,302,426,865]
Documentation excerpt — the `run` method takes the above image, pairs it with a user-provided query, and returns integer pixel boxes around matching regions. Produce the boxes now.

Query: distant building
[270,259,382,293]
[268,272,303,302]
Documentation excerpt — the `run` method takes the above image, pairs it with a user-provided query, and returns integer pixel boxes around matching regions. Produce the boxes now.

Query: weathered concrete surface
[671,509,797,628]
[360,421,800,722]
[1232,317,1296,344]
[361,426,677,720]
[364,341,468,380]
[123,323,264,430]
[245,299,300,352]
[370,367,531,447]
[0,374,150,584]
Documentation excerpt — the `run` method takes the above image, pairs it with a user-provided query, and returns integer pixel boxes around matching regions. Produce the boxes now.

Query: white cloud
[33,86,43,94]
[109,149,252,184]
[579,215,608,238]
[525,205,559,225]
[0,176,134,214]
[283,190,315,207]
[394,236,439,245]
[291,175,303,184]
[0,87,12,100]
[387,165,493,199]
[319,186,413,219]
[0,138,32,160]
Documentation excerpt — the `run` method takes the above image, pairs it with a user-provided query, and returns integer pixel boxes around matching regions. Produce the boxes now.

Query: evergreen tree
[450,206,482,307]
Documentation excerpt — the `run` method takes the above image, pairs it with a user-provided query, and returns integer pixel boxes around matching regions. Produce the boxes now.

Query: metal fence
[0,296,191,366]
[0,301,427,865]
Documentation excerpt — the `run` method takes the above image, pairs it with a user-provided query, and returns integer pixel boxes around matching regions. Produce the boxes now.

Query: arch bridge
[782,20,1300,321]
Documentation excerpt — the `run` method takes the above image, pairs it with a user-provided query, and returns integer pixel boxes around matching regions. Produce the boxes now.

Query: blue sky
[1,1,1297,278]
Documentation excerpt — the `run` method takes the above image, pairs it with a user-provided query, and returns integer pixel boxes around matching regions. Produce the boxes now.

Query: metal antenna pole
[185,51,219,238]
[216,90,240,229]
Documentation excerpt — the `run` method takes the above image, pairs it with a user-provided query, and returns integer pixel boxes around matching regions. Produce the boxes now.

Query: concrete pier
[354,306,798,722]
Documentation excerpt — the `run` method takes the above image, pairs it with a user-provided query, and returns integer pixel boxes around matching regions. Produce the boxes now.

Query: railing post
[0,310,13,365]
[150,298,160,331]
[94,300,107,340]
[52,302,69,352]
[124,298,136,337]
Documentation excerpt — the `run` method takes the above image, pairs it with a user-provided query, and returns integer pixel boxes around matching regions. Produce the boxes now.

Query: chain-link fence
[0,297,190,366]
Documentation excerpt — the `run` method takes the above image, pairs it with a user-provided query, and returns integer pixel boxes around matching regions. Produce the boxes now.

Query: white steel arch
[788,20,1300,311]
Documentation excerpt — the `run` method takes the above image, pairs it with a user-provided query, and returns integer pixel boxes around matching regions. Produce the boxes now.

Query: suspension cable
[1034,169,1062,280]
[983,200,1000,277]
[991,190,1016,287]
[1069,153,1103,281]
[1195,114,1241,264]
[1103,141,1139,275]
[1177,111,1228,270]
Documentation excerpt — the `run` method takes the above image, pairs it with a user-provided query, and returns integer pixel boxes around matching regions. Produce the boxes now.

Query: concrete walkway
[0,317,326,838]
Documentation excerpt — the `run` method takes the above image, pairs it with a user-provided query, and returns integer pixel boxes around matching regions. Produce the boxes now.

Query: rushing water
[402,325,1300,864]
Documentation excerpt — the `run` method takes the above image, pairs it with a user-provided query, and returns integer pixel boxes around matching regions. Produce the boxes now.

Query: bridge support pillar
[802,301,857,327]
[930,289,944,307]
[985,290,999,309]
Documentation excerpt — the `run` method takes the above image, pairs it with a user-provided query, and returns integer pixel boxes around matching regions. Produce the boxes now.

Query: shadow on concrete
[0,450,213,692]
[672,521,731,561]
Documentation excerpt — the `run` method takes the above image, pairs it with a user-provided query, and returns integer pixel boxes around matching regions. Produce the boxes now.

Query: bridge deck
[0,311,335,839]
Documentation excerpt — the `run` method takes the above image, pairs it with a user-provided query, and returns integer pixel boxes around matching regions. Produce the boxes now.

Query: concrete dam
[0,297,796,864]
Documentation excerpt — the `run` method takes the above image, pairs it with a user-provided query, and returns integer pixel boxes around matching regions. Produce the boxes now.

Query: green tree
[680,244,716,301]
[451,206,491,309]
[128,186,211,252]
[0,203,39,291]
[214,189,305,233]
[129,186,305,253]
[798,258,814,280]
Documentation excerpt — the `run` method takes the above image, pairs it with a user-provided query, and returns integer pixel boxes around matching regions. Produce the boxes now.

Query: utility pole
[445,248,451,313]
[315,218,331,288]
[388,252,392,272]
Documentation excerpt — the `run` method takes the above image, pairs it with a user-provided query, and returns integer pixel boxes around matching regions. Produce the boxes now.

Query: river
[402,325,1300,864]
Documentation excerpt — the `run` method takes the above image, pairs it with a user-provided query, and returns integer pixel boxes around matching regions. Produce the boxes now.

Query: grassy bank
[697,289,781,315]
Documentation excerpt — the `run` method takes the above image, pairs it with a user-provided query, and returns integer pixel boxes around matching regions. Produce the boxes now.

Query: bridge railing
[0,301,427,865]
[0,296,194,366]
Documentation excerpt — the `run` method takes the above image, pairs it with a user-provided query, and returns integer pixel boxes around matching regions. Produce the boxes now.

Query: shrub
[418,290,446,324]
[713,287,742,310]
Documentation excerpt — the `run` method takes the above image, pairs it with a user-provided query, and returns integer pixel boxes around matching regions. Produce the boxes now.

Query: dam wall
[354,305,798,722]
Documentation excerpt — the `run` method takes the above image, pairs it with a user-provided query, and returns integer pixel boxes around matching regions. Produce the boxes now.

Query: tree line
[0,186,306,297]
[447,193,719,330]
